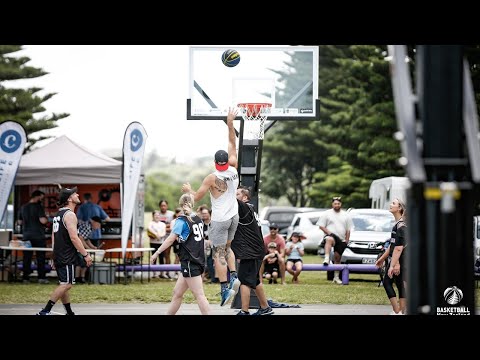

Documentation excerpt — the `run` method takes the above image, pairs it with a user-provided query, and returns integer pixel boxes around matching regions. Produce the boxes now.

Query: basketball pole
[389,45,478,315]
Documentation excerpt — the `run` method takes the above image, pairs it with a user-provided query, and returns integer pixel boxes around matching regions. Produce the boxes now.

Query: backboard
[187,46,319,121]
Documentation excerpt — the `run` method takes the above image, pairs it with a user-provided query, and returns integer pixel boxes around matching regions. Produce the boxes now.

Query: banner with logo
[0,121,27,225]
[121,122,148,257]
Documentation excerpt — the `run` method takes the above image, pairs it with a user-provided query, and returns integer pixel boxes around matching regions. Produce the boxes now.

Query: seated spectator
[262,222,286,285]
[263,242,280,284]
[285,232,306,284]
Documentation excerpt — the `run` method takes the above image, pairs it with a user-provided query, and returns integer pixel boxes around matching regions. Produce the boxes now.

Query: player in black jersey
[37,186,93,315]
[376,197,407,315]
[150,194,211,315]
[231,186,273,315]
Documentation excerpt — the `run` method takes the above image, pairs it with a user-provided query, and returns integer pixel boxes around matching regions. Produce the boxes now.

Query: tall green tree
[0,45,68,151]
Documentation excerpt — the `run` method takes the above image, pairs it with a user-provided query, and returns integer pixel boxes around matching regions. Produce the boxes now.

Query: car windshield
[351,212,394,232]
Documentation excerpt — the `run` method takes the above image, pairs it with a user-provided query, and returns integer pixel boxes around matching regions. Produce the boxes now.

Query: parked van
[369,176,410,210]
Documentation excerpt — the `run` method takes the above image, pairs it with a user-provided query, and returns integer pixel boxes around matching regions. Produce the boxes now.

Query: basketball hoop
[237,102,272,140]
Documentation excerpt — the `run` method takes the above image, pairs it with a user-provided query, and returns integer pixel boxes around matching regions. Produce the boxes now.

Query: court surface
[0,303,395,315]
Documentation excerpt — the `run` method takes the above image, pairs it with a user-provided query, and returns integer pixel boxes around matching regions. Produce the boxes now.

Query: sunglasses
[332,197,342,201]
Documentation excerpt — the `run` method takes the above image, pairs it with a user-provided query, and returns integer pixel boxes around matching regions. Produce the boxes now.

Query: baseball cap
[268,242,277,249]
[269,223,279,230]
[57,186,78,206]
[214,150,229,171]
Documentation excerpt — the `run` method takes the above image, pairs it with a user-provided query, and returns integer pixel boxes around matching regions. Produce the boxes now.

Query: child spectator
[285,232,306,284]
[263,242,280,284]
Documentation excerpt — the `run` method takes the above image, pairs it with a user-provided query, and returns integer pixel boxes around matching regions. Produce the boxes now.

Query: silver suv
[341,208,395,265]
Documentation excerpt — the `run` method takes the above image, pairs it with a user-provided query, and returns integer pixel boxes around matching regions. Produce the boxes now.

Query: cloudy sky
[12,45,236,163]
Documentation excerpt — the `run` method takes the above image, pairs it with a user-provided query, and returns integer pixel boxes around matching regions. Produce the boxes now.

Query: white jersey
[210,166,239,222]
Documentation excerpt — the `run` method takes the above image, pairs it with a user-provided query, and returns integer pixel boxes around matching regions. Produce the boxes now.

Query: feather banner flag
[121,122,148,257]
[0,121,27,225]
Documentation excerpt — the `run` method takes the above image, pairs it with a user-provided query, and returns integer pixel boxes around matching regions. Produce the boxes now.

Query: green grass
[1,255,479,306]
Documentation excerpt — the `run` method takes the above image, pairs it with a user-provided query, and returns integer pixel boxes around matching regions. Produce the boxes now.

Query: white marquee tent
[15,135,122,185]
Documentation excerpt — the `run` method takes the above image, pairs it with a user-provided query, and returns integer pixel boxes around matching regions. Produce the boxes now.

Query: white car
[286,210,328,254]
[341,208,395,265]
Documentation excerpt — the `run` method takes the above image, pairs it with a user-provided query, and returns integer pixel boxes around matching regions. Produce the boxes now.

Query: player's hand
[227,107,238,126]
[181,183,191,193]
[375,259,384,268]
[85,255,93,267]
[150,253,158,265]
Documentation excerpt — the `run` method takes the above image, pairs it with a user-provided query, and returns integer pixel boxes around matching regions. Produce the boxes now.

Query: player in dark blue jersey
[150,194,211,315]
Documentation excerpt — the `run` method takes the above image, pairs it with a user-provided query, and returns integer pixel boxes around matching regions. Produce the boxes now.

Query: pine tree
[0,45,69,151]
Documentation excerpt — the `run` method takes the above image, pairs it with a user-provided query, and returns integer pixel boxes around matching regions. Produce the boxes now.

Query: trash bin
[91,262,116,284]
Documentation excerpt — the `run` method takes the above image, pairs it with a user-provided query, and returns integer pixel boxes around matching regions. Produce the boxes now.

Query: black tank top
[389,219,407,264]
[177,214,205,266]
[52,208,78,266]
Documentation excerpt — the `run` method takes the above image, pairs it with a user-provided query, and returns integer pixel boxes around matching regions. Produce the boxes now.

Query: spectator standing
[317,196,353,284]
[199,207,217,283]
[285,232,305,284]
[37,187,92,315]
[18,190,49,284]
[75,216,103,284]
[262,223,287,285]
[157,200,175,276]
[76,193,110,247]
[147,210,167,278]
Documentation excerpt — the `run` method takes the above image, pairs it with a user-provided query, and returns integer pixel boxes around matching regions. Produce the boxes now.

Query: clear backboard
[187,46,319,121]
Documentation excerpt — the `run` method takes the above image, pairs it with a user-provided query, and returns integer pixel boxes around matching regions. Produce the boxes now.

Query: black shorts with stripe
[180,260,204,278]
[55,264,76,284]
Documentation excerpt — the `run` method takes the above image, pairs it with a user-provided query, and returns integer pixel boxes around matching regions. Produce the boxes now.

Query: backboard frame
[187,46,320,121]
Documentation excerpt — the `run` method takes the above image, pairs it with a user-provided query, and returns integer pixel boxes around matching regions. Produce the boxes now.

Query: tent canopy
[15,135,122,185]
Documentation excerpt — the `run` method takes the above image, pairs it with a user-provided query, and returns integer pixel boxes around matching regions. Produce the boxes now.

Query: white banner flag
[0,121,27,224]
[121,122,148,257]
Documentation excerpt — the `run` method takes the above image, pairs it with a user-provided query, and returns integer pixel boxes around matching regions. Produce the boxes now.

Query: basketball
[222,49,240,67]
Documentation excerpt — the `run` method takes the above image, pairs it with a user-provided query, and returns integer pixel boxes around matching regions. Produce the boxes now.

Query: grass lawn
[1,255,478,306]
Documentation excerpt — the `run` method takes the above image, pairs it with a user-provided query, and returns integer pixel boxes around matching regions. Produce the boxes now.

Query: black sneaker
[236,310,250,315]
[252,306,274,315]
[36,310,51,315]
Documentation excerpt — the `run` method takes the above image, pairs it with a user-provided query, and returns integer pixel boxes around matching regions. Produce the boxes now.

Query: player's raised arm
[227,107,238,169]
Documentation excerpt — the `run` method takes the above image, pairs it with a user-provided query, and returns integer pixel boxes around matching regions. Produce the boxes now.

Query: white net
[238,103,271,140]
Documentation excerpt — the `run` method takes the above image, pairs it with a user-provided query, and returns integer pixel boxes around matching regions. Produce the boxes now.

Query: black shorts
[180,260,204,278]
[238,259,263,289]
[334,240,347,255]
[55,264,76,284]
[264,262,279,274]
[287,258,303,264]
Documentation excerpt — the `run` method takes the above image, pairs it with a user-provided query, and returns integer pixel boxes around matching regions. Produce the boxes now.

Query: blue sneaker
[220,288,235,307]
[236,310,250,315]
[252,306,274,315]
[36,310,51,315]
[229,276,241,296]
